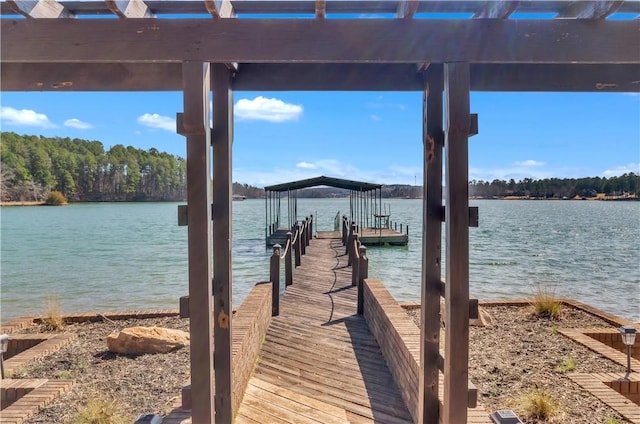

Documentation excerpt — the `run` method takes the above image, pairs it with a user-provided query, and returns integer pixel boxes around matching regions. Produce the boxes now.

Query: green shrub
[45,191,67,205]
[531,286,563,319]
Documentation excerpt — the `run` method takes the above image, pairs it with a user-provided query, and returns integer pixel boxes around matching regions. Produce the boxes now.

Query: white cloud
[514,160,545,167]
[137,113,176,132]
[235,96,303,122]
[296,162,317,169]
[603,163,640,177]
[0,107,55,128]
[64,118,92,129]
[371,114,381,121]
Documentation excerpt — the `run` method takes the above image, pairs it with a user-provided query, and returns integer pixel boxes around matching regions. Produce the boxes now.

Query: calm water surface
[1,200,638,322]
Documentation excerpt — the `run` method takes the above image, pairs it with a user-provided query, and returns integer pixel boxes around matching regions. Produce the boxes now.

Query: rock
[107,326,190,355]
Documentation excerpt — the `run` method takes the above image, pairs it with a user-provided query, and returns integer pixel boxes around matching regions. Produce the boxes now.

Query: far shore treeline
[1,132,638,202]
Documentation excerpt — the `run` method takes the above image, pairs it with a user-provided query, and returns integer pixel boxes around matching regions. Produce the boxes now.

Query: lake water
[1,199,638,322]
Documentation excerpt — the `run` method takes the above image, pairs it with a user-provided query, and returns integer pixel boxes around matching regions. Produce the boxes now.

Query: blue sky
[1,90,638,187]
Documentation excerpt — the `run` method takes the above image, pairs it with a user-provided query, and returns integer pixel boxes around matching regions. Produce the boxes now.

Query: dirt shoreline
[8,305,634,424]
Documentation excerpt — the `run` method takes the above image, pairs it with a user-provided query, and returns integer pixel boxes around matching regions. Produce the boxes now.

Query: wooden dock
[237,237,413,423]
[166,233,490,423]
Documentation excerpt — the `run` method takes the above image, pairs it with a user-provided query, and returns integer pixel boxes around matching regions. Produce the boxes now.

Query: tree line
[469,174,639,199]
[1,132,186,202]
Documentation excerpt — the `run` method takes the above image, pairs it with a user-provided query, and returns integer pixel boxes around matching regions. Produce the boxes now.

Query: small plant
[605,417,623,424]
[556,357,577,373]
[550,324,559,334]
[4,366,28,379]
[531,286,563,319]
[74,395,128,424]
[519,387,558,420]
[41,294,64,331]
[58,370,75,379]
[44,190,67,205]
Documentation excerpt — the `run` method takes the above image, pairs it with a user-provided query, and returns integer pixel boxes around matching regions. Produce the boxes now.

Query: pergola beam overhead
[3,62,639,93]
[2,19,638,64]
[473,1,519,19]
[556,0,623,19]
[105,1,154,18]
[6,0,74,18]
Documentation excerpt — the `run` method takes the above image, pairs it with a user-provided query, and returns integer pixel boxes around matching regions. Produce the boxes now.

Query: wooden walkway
[236,237,414,423]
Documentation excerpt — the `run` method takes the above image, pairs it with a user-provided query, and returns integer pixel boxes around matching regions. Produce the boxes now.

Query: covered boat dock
[264,176,408,246]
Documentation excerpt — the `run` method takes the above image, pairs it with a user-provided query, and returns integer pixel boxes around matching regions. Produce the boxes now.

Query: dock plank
[238,237,414,423]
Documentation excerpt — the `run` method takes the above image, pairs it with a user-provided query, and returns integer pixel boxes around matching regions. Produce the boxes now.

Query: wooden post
[270,244,281,316]
[305,217,310,246]
[357,245,368,315]
[346,222,355,255]
[285,232,293,286]
[182,61,214,424]
[351,234,359,286]
[420,65,444,424]
[309,214,313,239]
[212,63,233,423]
[300,222,307,256]
[295,223,302,267]
[342,217,348,245]
[443,62,471,424]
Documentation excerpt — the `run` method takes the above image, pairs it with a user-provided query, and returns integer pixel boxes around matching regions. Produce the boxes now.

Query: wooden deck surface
[236,237,414,423]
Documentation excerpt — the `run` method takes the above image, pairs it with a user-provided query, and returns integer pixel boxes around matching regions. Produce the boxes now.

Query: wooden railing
[269,215,313,316]
[341,219,370,315]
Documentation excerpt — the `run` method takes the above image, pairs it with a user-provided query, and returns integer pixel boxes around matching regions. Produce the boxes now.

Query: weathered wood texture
[237,237,413,423]
[171,282,272,422]
[443,62,471,424]
[2,19,638,64]
[182,61,214,424]
[421,66,444,424]
[212,63,234,423]
[3,63,639,93]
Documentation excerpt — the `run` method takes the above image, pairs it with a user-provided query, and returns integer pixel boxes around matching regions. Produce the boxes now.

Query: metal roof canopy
[264,176,382,192]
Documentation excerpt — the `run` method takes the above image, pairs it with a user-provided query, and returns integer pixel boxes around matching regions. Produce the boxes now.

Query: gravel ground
[11,305,632,423]
[19,316,190,424]
[407,305,630,424]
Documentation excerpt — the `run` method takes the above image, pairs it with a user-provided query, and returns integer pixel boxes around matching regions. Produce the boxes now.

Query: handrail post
[285,232,293,286]
[309,215,313,240]
[301,221,307,256]
[348,232,358,267]
[270,244,281,316]
[305,217,310,247]
[351,234,360,286]
[346,222,355,255]
[342,216,348,245]
[357,245,368,315]
[294,224,302,267]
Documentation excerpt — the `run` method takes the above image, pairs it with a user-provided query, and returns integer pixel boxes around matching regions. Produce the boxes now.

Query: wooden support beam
[397,0,419,18]
[473,1,519,19]
[420,64,444,424]
[6,0,73,18]
[211,62,234,423]
[182,61,214,424]
[2,19,638,64]
[3,62,640,93]
[443,62,471,424]
[179,295,189,318]
[556,1,622,19]
[204,0,234,18]
[315,0,326,18]
[105,0,153,18]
